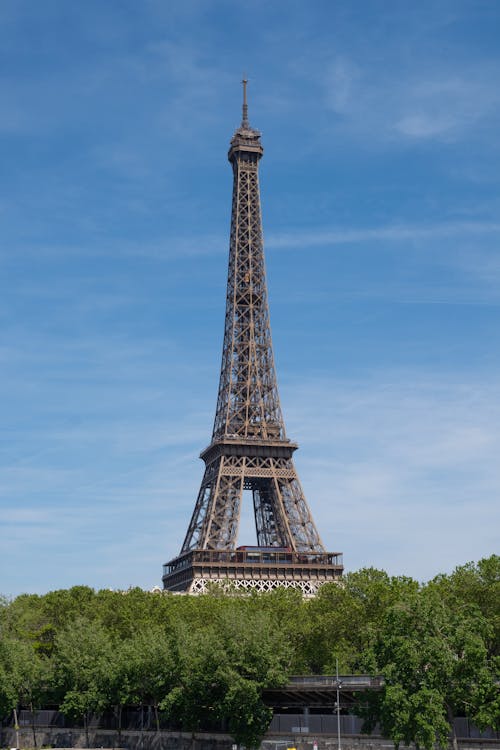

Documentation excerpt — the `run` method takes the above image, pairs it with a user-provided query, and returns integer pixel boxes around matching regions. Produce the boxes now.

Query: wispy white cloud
[267,220,500,249]
[2,508,52,525]
[3,219,499,264]
[282,372,500,580]
[0,233,227,262]
[458,247,500,286]
[324,58,361,115]
[393,74,500,139]
[323,56,500,143]
[268,220,500,304]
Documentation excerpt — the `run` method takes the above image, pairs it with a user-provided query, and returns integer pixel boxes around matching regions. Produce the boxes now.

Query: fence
[10,710,500,741]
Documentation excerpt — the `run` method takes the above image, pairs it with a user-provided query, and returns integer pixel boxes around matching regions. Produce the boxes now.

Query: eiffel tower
[162,81,343,595]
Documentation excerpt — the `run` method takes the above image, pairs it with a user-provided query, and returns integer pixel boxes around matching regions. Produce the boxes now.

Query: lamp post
[336,658,342,750]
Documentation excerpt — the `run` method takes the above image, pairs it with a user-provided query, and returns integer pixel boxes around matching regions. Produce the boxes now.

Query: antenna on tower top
[241,75,249,128]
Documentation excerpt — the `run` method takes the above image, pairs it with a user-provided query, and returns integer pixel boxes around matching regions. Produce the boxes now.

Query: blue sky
[1,1,499,596]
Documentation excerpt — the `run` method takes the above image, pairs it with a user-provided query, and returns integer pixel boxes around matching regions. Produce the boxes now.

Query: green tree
[162,602,291,747]
[365,584,499,749]
[54,617,114,747]
[302,568,419,675]
[94,587,175,640]
[0,636,51,745]
[429,555,500,657]
[0,638,17,720]
[114,624,177,734]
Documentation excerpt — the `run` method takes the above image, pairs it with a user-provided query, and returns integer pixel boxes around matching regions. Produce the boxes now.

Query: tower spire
[241,76,249,128]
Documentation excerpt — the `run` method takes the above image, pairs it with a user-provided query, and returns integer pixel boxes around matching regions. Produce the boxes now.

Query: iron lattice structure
[163,83,343,593]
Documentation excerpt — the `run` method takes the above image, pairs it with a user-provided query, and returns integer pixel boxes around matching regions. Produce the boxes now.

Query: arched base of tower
[162,547,343,596]
[188,577,327,596]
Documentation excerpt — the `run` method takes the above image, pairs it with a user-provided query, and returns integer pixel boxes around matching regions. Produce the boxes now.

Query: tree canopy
[0,556,498,749]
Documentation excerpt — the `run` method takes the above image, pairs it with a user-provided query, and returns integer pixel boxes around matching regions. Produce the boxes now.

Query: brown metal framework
[163,82,343,593]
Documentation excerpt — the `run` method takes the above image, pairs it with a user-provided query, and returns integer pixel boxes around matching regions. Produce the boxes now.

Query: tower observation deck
[162,81,343,595]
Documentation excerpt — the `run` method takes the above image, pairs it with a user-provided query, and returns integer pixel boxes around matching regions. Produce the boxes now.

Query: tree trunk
[13,707,20,750]
[84,712,90,748]
[117,704,123,743]
[154,703,160,733]
[30,701,38,748]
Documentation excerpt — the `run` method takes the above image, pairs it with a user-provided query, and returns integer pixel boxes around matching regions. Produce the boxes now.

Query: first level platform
[162,547,344,595]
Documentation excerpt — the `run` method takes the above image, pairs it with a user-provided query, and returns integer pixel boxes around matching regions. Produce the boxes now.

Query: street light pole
[336,657,342,750]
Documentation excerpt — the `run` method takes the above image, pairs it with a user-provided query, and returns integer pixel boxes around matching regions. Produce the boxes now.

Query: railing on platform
[163,548,343,576]
[287,675,384,689]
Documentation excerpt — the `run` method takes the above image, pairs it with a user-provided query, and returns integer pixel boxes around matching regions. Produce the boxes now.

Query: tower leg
[182,456,245,551]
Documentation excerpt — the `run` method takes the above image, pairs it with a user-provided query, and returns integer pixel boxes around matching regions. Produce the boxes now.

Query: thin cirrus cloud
[7,219,499,265]
[267,222,500,305]
[267,220,500,248]
[282,372,500,580]
[324,57,500,142]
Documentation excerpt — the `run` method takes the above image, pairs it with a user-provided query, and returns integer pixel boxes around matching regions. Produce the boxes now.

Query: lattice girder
[212,152,284,443]
[189,577,323,597]
[170,90,332,570]
[181,450,323,553]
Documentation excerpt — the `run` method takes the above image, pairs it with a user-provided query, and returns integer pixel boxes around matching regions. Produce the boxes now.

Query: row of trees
[0,556,498,749]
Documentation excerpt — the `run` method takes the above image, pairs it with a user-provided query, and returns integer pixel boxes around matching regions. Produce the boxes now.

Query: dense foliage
[0,556,498,749]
